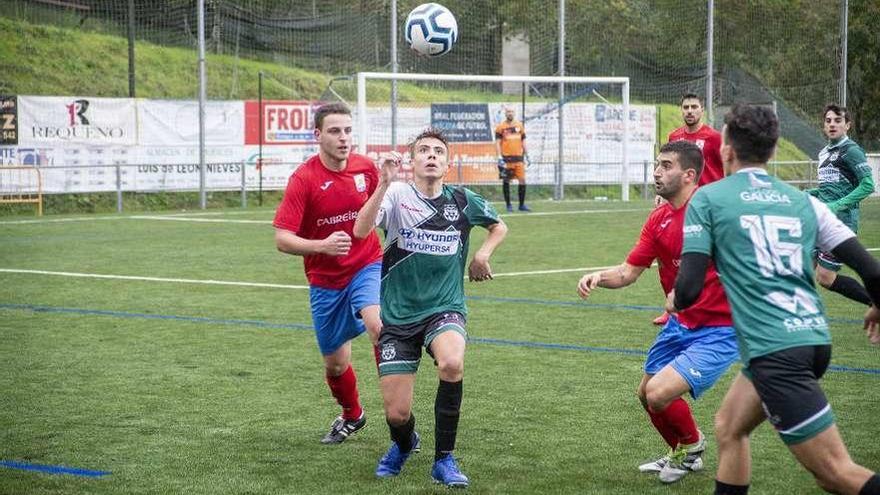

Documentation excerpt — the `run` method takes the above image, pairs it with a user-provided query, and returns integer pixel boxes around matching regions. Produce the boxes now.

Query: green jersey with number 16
[682,168,855,363]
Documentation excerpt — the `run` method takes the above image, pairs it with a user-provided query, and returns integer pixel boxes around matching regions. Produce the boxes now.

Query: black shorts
[377,312,466,377]
[744,345,834,445]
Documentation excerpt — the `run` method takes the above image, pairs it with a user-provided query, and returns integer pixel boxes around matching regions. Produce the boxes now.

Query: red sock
[326,365,362,421]
[657,397,700,446]
[646,407,679,448]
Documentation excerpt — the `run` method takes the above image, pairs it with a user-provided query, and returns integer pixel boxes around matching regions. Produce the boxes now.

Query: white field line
[0,207,651,226]
[130,215,268,224]
[0,264,633,289]
[0,268,310,290]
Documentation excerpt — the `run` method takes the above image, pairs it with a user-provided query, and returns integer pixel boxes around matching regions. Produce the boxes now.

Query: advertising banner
[18,96,137,146]
[244,100,320,145]
[430,103,493,142]
[1,95,18,145]
[139,100,244,146]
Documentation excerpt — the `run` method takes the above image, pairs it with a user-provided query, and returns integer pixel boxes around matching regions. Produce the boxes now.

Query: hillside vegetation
[0,17,807,161]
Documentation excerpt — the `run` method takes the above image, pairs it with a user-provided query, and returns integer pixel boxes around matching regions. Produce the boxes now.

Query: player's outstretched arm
[275,228,351,257]
[353,152,401,239]
[670,252,710,312]
[468,220,508,282]
[577,263,645,299]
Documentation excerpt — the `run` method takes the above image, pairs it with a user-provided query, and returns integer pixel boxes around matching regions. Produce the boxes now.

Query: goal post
[356,72,638,201]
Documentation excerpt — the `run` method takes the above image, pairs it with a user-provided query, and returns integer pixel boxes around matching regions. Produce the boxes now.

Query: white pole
[706,0,714,126]
[391,0,398,148]
[197,0,207,209]
[556,0,565,201]
[357,72,367,154]
[840,0,848,106]
[622,81,630,202]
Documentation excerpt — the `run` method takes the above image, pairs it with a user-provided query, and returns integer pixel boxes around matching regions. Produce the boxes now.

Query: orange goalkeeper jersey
[495,120,526,161]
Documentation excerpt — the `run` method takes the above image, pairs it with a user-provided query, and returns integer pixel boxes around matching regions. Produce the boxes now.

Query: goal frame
[356,72,631,200]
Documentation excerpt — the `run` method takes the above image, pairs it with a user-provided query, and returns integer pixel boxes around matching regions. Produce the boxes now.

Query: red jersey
[273,153,383,289]
[626,197,732,329]
[667,124,723,186]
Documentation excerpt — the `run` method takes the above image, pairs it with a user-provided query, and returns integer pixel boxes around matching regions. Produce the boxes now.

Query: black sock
[518,183,526,207]
[715,480,749,495]
[502,181,511,207]
[829,274,873,305]
[388,414,415,453]
[860,474,880,495]
[435,379,463,461]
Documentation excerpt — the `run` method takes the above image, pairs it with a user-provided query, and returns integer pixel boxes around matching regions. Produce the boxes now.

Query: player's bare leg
[714,373,765,493]
[788,425,875,495]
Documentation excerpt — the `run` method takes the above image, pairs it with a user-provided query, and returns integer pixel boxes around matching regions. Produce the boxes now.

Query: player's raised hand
[377,151,402,185]
[322,231,352,256]
[577,272,601,299]
[864,305,880,345]
[468,254,493,282]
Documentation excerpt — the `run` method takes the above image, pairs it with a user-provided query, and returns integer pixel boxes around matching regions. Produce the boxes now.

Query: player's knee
[816,268,836,288]
[714,411,734,443]
[364,319,382,337]
[325,361,348,376]
[385,406,412,425]
[645,388,673,412]
[436,355,464,379]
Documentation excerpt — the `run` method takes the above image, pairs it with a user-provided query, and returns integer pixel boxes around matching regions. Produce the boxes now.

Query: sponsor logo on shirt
[660,219,672,229]
[739,190,792,204]
[397,227,461,255]
[354,173,367,192]
[683,224,703,234]
[316,210,358,226]
[320,180,333,191]
[442,204,460,222]
[401,203,424,213]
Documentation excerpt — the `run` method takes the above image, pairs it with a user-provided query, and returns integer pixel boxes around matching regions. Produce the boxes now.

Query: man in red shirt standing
[274,102,383,444]
[577,140,738,484]
[652,93,725,325]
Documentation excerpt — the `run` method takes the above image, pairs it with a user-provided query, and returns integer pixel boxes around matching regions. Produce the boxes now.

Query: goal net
[354,73,652,201]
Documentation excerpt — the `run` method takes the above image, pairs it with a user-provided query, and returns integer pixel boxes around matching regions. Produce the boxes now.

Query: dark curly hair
[408,127,450,157]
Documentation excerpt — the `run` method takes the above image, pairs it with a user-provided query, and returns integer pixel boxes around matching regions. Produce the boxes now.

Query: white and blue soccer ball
[404,3,458,57]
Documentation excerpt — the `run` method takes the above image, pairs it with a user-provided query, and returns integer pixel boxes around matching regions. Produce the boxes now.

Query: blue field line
[3,302,878,375]
[465,295,866,326]
[0,460,109,477]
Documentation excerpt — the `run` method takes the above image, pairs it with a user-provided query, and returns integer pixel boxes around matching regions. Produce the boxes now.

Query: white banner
[139,100,244,146]
[18,96,137,146]
[869,153,879,197]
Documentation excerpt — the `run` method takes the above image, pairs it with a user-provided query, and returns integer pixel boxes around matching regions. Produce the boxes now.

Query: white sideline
[0,264,626,289]
[0,268,310,290]
[0,207,651,226]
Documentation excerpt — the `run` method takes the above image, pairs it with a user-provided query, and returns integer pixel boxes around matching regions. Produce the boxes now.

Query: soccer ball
[404,3,458,57]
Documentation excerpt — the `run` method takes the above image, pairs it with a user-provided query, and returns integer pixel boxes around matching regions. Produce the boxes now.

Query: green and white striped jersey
[683,168,855,363]
[815,136,872,230]
[376,182,500,326]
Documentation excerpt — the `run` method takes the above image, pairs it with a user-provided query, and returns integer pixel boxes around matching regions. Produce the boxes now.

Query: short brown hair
[680,93,702,106]
[659,140,704,180]
[408,127,450,157]
[822,103,851,123]
[314,102,351,130]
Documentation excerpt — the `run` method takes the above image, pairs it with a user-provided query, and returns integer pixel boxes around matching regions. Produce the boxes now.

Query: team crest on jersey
[695,139,705,150]
[380,343,396,361]
[354,173,367,192]
[829,152,839,162]
[442,204,460,222]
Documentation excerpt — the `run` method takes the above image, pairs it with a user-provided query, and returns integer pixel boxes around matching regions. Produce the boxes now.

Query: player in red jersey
[653,93,725,325]
[274,103,383,444]
[577,140,738,484]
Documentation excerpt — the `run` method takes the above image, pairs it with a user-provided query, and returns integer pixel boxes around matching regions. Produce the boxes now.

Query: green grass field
[1,198,879,494]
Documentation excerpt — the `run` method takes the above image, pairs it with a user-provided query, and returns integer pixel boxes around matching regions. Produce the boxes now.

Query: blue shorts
[644,315,739,399]
[309,262,381,356]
